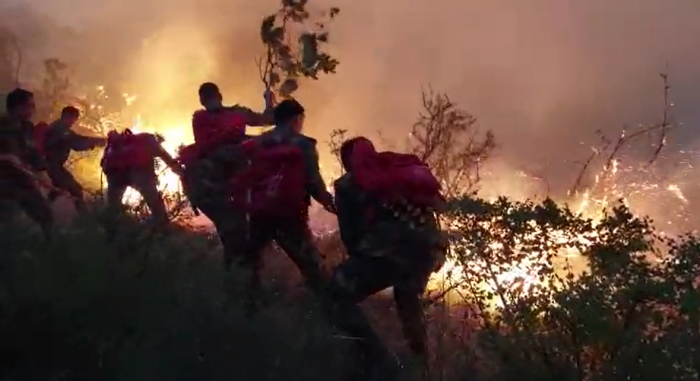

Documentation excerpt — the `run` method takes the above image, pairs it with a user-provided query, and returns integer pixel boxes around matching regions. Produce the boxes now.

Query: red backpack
[100,129,154,173]
[351,139,443,209]
[228,138,307,219]
[33,122,49,157]
[181,109,247,166]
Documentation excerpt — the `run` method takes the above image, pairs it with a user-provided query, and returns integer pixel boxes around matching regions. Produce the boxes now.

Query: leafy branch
[257,0,340,98]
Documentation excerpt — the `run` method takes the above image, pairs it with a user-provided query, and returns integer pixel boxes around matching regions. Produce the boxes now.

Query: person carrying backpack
[101,129,183,240]
[42,106,106,211]
[227,98,335,315]
[327,136,447,380]
[178,82,275,269]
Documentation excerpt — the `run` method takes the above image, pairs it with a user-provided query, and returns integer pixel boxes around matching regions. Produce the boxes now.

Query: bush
[1,195,700,380]
[436,196,700,381]
[0,209,357,380]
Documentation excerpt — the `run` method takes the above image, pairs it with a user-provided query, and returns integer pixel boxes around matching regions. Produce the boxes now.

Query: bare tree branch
[409,86,495,197]
[569,73,674,194]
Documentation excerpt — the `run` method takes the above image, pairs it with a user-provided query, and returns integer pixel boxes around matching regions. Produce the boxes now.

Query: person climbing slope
[227,98,336,315]
[42,106,106,211]
[178,82,275,268]
[327,136,447,380]
[101,128,183,240]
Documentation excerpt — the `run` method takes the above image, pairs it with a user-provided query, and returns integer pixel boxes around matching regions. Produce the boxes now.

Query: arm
[149,136,183,174]
[67,131,107,152]
[299,138,334,209]
[23,126,47,171]
[334,179,364,255]
[231,105,274,127]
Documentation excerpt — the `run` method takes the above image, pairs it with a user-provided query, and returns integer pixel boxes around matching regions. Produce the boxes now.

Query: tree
[257,0,340,98]
[569,73,673,196]
[409,87,495,197]
[438,195,700,381]
[0,28,21,97]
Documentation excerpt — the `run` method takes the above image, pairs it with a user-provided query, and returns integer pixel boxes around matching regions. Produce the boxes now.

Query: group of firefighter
[0,83,448,380]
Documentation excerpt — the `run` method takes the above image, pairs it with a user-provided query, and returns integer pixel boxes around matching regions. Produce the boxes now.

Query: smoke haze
[3,0,700,200]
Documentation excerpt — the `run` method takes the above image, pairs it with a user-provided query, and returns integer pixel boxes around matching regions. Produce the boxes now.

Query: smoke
[3,0,700,199]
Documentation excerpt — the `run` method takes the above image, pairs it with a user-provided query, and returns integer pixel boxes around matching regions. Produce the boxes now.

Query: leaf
[268,71,280,87]
[279,78,299,97]
[260,15,277,43]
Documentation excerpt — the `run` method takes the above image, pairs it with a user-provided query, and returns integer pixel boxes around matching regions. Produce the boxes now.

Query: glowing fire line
[86,90,690,306]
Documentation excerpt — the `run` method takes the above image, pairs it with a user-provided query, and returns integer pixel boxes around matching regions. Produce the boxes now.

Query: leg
[104,178,127,242]
[132,172,168,227]
[48,165,86,211]
[17,183,55,241]
[226,222,271,317]
[326,256,400,380]
[394,272,430,359]
[273,221,328,294]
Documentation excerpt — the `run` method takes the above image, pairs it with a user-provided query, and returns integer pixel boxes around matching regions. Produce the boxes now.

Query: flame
[118,114,191,205]
[83,89,693,308]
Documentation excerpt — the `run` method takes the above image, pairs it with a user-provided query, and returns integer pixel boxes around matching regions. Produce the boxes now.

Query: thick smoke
[3,0,700,202]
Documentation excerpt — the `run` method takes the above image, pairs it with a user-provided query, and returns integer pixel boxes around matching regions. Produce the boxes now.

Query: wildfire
[427,156,692,306]
[84,90,693,308]
[119,115,191,205]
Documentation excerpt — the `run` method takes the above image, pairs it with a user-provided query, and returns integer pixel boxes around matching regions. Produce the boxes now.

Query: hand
[263,88,275,108]
[171,165,185,177]
[35,171,53,187]
[322,200,337,214]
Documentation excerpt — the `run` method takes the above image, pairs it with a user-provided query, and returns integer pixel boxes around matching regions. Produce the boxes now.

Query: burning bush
[2,195,700,380]
[427,196,700,381]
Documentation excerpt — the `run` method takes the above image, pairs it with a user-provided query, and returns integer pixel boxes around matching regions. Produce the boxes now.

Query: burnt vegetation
[1,2,700,380]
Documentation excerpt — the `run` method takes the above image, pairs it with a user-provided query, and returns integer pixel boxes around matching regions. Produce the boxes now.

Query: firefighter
[0,88,55,239]
[179,82,275,269]
[43,106,106,211]
[327,137,447,380]
[101,129,183,240]
[229,98,336,315]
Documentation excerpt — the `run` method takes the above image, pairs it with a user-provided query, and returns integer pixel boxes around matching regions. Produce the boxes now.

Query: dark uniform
[232,123,334,313]
[327,173,446,377]
[44,119,106,210]
[104,133,182,238]
[0,115,54,238]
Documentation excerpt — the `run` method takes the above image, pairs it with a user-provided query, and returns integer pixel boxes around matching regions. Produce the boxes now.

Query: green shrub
[2,195,699,380]
[439,196,700,381]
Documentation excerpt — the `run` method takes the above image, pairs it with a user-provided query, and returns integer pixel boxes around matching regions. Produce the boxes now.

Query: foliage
[327,127,349,171]
[2,185,700,380]
[410,87,495,197]
[326,88,496,191]
[437,196,700,381]
[257,0,340,98]
[35,59,127,134]
[0,27,21,94]
[0,208,357,380]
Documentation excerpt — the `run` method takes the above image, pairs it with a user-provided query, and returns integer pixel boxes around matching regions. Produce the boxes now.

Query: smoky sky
[3,0,700,197]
